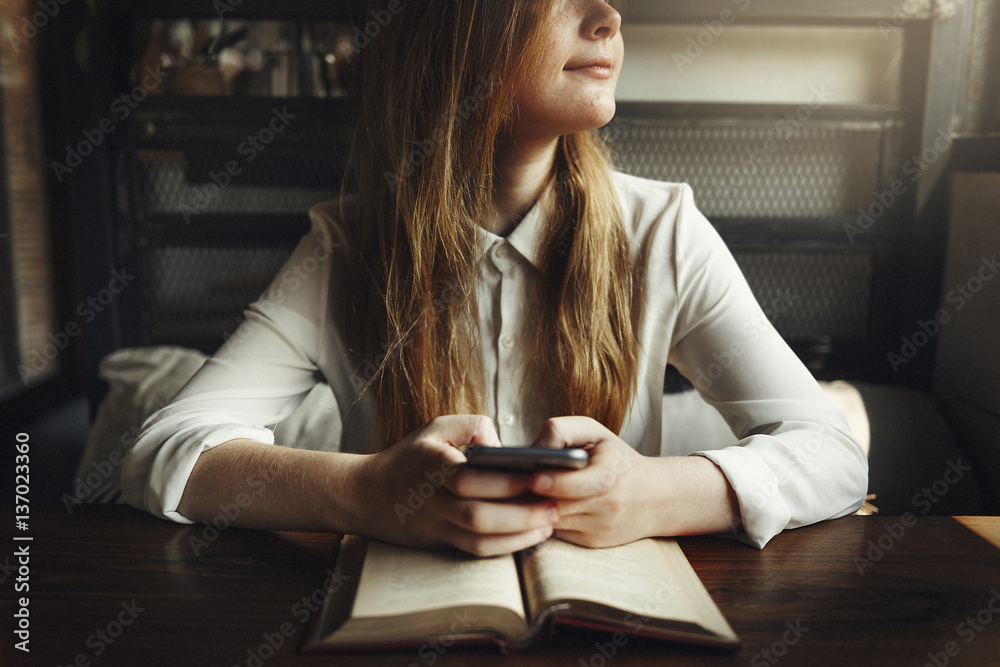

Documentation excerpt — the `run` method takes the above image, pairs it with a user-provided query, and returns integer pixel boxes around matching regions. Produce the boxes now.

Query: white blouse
[122,172,868,547]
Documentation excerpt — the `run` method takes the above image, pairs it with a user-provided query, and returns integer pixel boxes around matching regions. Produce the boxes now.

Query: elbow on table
[845,439,871,514]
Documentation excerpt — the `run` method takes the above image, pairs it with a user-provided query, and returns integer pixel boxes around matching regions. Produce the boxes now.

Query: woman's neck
[487,137,558,237]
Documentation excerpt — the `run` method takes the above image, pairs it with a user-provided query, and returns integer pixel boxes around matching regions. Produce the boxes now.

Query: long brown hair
[342,0,638,449]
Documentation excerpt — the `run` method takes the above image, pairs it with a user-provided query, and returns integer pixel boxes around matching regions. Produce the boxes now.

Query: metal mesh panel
[131,153,336,217]
[120,108,347,351]
[120,110,879,359]
[126,113,346,221]
[733,250,873,341]
[136,244,296,350]
[604,118,884,219]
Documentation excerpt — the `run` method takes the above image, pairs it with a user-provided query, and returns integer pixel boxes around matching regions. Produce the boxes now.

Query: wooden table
[3,505,999,666]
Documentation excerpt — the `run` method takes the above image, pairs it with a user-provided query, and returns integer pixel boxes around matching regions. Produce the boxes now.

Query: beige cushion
[660,380,871,457]
[74,346,341,503]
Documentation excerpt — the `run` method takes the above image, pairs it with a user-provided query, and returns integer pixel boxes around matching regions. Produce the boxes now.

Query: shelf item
[141,19,357,99]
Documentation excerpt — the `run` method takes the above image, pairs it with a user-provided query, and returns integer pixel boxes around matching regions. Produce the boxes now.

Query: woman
[122,0,868,555]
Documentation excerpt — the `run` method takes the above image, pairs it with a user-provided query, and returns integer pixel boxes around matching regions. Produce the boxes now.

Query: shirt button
[501,413,515,426]
[500,334,515,350]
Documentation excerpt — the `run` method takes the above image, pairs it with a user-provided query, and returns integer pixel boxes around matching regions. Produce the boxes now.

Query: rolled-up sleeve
[122,210,347,522]
[663,184,868,548]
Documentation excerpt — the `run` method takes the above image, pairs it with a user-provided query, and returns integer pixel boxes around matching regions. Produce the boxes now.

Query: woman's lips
[564,58,615,79]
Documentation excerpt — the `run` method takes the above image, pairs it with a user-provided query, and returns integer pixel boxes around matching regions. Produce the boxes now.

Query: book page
[350,540,527,621]
[520,538,735,641]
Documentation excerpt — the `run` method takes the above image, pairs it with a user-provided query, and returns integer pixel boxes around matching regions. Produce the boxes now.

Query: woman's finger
[551,528,606,549]
[419,414,502,449]
[530,416,612,450]
[443,524,555,558]
[445,465,534,499]
[443,497,559,535]
[530,445,634,499]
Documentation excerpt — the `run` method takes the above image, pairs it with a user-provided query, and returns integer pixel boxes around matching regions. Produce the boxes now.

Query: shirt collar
[477,194,547,272]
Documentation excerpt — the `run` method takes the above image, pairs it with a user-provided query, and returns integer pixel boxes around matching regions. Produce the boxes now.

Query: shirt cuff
[693,443,792,549]
[124,423,277,524]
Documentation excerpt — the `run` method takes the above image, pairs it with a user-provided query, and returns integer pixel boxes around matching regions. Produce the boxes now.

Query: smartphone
[462,446,589,472]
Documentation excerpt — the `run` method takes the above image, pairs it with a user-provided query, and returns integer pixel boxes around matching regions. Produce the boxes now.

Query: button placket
[495,242,521,443]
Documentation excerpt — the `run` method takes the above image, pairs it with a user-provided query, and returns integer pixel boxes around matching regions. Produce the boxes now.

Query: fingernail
[548,505,560,523]
[535,474,553,492]
[539,525,553,540]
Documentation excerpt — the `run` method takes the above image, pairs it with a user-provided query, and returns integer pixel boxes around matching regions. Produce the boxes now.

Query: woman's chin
[581,100,618,132]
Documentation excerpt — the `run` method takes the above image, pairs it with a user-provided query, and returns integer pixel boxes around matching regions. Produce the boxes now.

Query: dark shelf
[613,102,906,123]
[136,214,314,244]
[623,0,933,25]
[111,0,367,22]
[136,95,358,119]
[713,218,883,250]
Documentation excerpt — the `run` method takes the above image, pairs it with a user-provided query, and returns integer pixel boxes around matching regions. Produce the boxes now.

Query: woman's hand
[350,415,559,556]
[527,417,655,548]
[527,417,741,548]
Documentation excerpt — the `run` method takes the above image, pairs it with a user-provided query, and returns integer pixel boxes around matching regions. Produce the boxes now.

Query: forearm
[176,439,368,534]
[641,456,741,538]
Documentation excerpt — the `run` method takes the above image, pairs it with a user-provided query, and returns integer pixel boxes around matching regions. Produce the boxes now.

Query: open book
[304,535,740,653]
